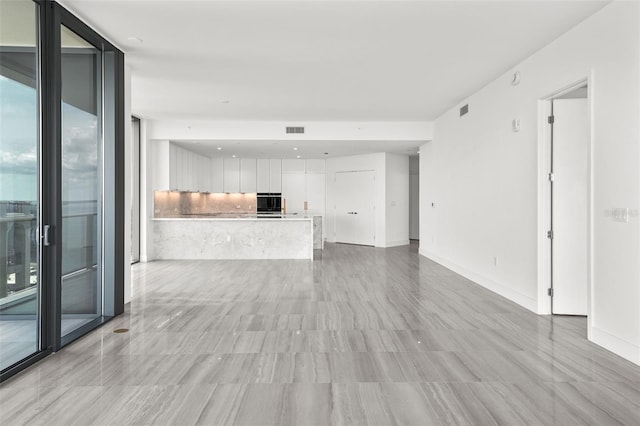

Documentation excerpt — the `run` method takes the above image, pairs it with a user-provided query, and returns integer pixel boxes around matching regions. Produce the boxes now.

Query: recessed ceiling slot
[286,126,305,134]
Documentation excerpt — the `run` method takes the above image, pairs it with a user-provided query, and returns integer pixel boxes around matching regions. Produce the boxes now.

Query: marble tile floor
[1,242,640,425]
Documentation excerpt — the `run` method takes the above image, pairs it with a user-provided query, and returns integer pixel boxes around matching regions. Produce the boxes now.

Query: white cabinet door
[211,158,223,192]
[169,144,178,190]
[175,147,184,190]
[256,159,270,193]
[282,173,306,213]
[305,173,325,213]
[223,158,240,193]
[282,159,305,173]
[240,158,257,193]
[269,159,282,192]
[183,150,192,190]
[199,156,209,191]
[306,159,325,173]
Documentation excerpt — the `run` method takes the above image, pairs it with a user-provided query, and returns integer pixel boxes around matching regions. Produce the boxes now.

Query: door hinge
[548,287,554,297]
[547,230,554,239]
[548,115,555,124]
[548,172,554,182]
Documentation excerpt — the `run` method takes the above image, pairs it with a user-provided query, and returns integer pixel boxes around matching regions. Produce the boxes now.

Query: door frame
[536,76,594,331]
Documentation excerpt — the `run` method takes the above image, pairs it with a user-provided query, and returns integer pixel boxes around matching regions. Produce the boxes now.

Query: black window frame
[0,0,125,383]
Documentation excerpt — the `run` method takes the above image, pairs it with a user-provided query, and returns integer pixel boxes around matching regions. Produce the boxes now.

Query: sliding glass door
[0,0,41,373]
[0,0,124,382]
[59,25,103,338]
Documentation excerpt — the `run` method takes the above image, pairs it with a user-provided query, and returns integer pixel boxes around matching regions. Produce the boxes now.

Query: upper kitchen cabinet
[305,159,325,173]
[257,159,270,193]
[256,159,282,193]
[269,159,282,192]
[240,158,257,193]
[210,158,224,193]
[223,158,240,193]
[165,142,213,191]
[282,159,305,174]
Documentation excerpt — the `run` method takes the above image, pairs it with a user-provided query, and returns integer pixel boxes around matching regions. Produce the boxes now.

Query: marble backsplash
[154,191,257,217]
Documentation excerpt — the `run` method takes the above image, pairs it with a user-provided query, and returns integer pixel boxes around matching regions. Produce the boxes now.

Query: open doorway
[542,82,590,316]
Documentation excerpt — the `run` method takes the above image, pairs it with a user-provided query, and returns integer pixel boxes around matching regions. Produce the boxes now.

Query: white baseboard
[381,239,410,248]
[419,248,538,313]
[591,326,640,366]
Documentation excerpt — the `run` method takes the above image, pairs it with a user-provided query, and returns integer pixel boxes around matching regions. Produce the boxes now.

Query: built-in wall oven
[257,193,282,213]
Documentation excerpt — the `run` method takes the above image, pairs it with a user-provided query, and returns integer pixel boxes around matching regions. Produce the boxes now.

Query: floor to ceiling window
[0,0,41,373]
[59,25,103,339]
[0,0,124,382]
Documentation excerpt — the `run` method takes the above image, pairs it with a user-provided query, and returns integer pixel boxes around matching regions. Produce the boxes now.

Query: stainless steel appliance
[257,193,282,213]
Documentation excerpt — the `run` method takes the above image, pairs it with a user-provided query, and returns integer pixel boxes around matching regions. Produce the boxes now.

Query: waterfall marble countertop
[151,214,322,259]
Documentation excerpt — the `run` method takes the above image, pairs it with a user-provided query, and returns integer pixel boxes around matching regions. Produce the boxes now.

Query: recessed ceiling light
[232,155,236,158]
[296,155,301,158]
[293,147,298,151]
[217,147,222,150]
[127,36,143,44]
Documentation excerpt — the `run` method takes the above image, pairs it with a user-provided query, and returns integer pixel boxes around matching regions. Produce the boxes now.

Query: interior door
[335,171,375,246]
[552,98,588,315]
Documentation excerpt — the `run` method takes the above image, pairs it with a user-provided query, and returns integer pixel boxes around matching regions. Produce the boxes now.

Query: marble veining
[153,218,314,260]
[1,242,639,425]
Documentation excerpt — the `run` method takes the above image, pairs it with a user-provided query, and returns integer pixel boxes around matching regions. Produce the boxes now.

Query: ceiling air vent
[460,104,469,117]
[286,126,305,134]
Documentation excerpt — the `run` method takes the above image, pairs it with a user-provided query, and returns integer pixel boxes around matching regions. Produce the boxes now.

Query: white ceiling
[56,0,609,159]
[60,0,610,123]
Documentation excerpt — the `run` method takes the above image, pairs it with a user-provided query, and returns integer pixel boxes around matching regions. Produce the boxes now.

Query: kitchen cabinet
[282,159,305,173]
[257,159,270,193]
[169,144,178,190]
[167,142,213,191]
[282,173,306,213]
[240,158,257,193]
[210,158,223,192]
[269,159,282,192]
[256,159,282,193]
[223,158,240,193]
[306,159,325,173]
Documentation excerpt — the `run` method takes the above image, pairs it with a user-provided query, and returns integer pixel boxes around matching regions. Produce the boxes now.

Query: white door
[335,171,375,246]
[552,98,588,315]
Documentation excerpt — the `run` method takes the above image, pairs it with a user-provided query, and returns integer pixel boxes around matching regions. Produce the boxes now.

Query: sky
[0,74,99,204]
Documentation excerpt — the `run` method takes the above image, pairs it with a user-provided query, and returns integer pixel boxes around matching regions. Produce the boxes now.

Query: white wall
[149,120,432,142]
[385,154,410,247]
[420,1,640,365]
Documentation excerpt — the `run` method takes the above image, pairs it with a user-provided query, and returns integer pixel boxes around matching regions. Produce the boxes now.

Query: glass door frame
[0,0,125,383]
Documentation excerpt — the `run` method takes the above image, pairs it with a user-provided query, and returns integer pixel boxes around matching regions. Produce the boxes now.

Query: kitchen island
[152,215,321,260]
